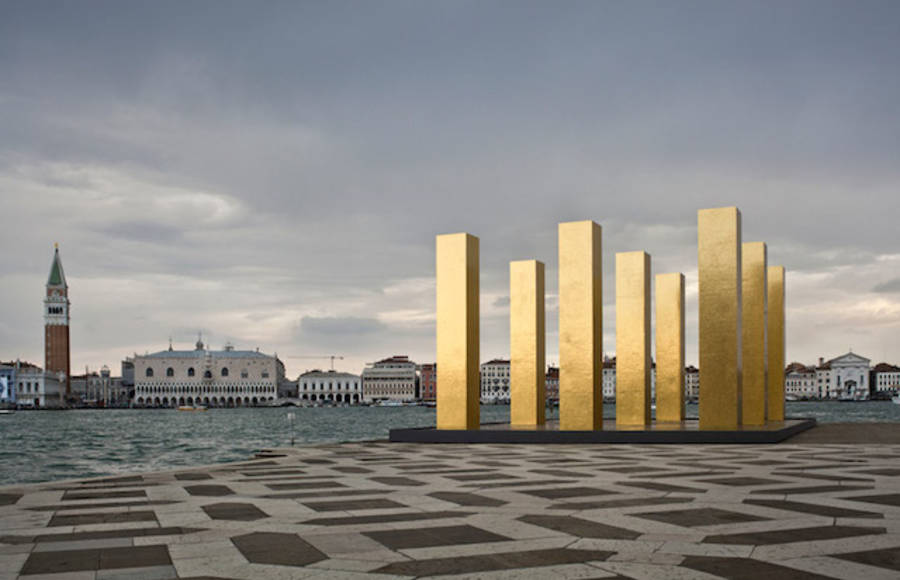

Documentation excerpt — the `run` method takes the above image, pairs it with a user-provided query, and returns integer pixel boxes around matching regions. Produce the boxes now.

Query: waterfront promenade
[2,425,899,579]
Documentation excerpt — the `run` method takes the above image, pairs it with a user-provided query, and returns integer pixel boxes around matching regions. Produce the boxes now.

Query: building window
[241,369,248,379]
[262,371,269,378]
[146,368,154,377]
[204,370,212,379]
[166,367,174,377]
[221,367,229,377]
[188,367,195,377]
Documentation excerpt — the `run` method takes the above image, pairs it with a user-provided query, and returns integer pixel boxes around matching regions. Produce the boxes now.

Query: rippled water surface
[1,401,897,486]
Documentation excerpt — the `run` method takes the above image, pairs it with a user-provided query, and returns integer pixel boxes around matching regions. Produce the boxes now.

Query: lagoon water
[1,402,898,486]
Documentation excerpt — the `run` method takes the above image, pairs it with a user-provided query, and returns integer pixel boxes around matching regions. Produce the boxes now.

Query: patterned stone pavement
[2,440,900,579]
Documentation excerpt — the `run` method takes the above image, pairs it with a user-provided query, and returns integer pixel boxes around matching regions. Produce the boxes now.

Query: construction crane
[288,355,344,371]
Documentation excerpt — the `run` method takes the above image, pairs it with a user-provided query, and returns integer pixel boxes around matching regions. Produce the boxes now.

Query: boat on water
[0,409,14,415]
[177,405,207,412]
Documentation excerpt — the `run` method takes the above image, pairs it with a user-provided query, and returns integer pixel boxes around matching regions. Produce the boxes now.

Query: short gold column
[616,251,651,427]
[741,242,768,426]
[655,272,685,423]
[558,220,602,430]
[436,233,480,430]
[510,260,545,426]
[698,207,742,430]
[767,266,785,422]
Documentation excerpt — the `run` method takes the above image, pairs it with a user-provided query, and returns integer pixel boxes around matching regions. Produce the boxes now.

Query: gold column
[655,272,685,423]
[558,221,602,430]
[436,233,480,430]
[741,242,768,426]
[510,260,545,426]
[767,266,785,422]
[698,207,742,430]
[616,251,651,427]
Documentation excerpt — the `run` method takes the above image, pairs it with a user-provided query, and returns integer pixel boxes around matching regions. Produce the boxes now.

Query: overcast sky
[2,1,899,379]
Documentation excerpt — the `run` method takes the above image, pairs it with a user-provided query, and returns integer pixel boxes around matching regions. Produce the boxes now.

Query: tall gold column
[655,272,685,423]
[742,242,768,426]
[558,221,602,430]
[510,260,545,426]
[698,207,742,429]
[436,233,480,430]
[616,251,651,427]
[767,266,785,422]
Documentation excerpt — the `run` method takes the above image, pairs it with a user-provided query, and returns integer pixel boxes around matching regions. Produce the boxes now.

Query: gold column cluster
[435,206,786,432]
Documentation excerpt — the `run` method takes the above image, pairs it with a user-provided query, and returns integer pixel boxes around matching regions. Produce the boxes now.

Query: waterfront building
[602,357,616,399]
[361,355,417,402]
[0,362,17,404]
[545,365,559,402]
[6,360,63,408]
[44,245,71,402]
[298,369,361,403]
[419,363,436,401]
[71,366,128,407]
[873,362,900,393]
[825,352,871,399]
[133,339,284,407]
[815,358,832,398]
[684,365,700,400]
[480,359,510,403]
[785,362,818,399]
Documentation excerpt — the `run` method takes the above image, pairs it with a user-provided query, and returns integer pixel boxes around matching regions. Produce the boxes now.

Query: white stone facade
[785,364,818,399]
[299,370,361,404]
[827,352,870,400]
[12,363,63,408]
[133,342,284,407]
[480,359,510,403]
[362,355,417,402]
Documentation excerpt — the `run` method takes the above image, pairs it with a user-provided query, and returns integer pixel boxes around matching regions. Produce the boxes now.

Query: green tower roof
[47,246,67,287]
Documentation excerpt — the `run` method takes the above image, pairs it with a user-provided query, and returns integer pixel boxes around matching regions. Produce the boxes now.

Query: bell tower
[44,243,70,398]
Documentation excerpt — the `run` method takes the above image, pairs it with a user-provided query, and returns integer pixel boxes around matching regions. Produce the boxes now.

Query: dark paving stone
[371,476,423,487]
[0,492,23,505]
[175,472,213,480]
[744,498,883,519]
[49,510,157,527]
[446,472,519,482]
[99,544,172,569]
[519,486,616,500]
[202,502,268,521]
[303,510,471,526]
[29,499,179,511]
[735,459,798,466]
[429,491,507,507]
[1,527,203,545]
[519,514,641,539]
[91,475,144,484]
[299,458,334,465]
[302,498,406,512]
[364,524,509,550]
[266,480,345,491]
[62,489,147,501]
[184,484,234,496]
[704,525,885,545]
[530,469,592,478]
[618,481,706,494]
[696,476,786,487]
[263,488,390,500]
[599,466,671,474]
[471,460,516,467]
[232,532,327,566]
[331,466,372,474]
[549,496,693,511]
[751,484,874,495]
[835,546,900,571]
[463,478,578,489]
[634,507,768,528]
[376,548,614,576]
[682,555,833,579]
[21,545,170,575]
[391,463,453,471]
[240,468,307,477]
[840,493,900,507]
[632,470,734,480]
[854,468,900,476]
[772,471,873,482]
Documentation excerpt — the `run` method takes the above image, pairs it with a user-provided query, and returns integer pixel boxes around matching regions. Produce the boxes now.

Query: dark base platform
[389,418,817,444]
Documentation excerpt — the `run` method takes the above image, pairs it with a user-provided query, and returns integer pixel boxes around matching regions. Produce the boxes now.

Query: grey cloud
[299,316,386,336]
[873,278,900,294]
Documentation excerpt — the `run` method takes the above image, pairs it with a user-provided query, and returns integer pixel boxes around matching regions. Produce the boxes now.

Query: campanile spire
[45,244,71,400]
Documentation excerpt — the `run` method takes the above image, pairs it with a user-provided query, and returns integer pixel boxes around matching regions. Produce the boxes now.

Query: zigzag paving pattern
[2,439,900,579]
